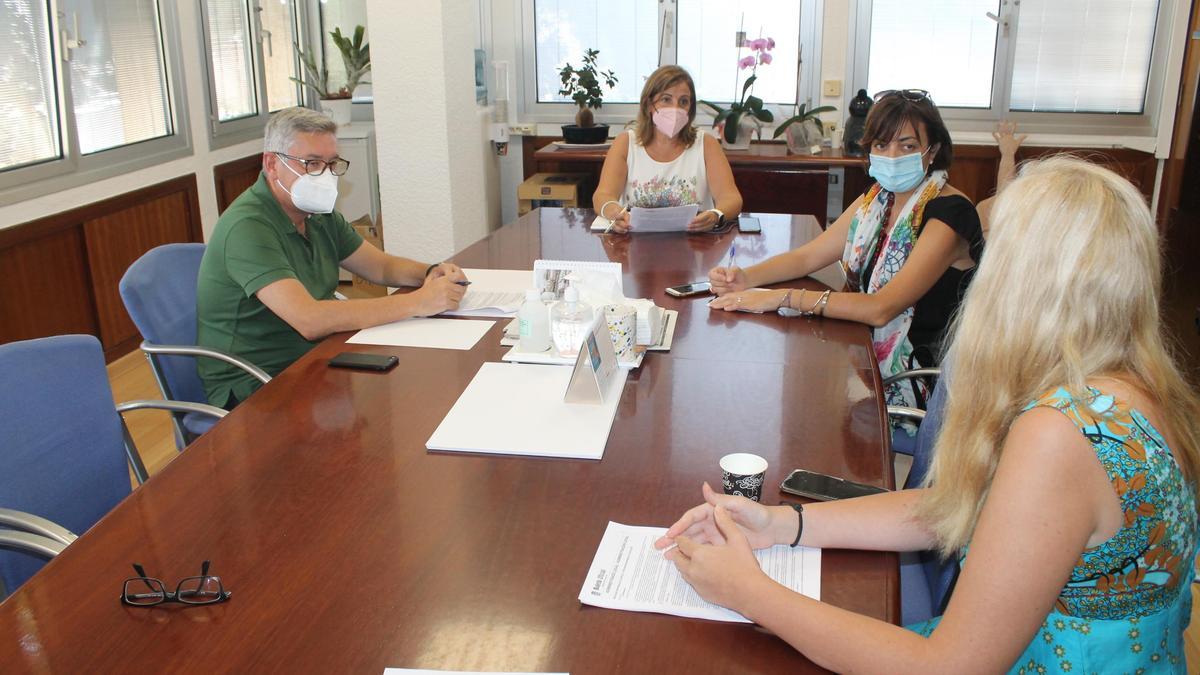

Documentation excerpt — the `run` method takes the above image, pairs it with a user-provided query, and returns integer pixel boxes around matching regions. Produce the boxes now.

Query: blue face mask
[868,148,932,193]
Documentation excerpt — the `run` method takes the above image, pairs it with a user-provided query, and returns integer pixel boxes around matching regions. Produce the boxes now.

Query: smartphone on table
[738,215,762,233]
[328,352,399,372]
[665,281,712,297]
[780,469,888,501]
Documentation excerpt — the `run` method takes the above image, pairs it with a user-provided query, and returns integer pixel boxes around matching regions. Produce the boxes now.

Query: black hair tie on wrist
[424,263,439,278]
[789,502,805,547]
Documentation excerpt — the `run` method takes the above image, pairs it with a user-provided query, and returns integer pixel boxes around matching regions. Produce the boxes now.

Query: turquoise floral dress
[910,387,1199,673]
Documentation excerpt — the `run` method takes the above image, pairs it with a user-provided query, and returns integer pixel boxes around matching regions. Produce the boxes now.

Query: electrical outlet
[822,80,843,98]
[507,123,537,136]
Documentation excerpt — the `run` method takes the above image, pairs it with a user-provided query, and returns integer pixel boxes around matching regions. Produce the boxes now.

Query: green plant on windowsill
[558,48,618,128]
[292,25,371,100]
[699,37,776,145]
[772,102,838,150]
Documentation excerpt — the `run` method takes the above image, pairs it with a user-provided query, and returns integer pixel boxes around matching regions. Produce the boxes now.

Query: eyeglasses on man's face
[873,89,932,104]
[121,560,231,607]
[274,152,351,176]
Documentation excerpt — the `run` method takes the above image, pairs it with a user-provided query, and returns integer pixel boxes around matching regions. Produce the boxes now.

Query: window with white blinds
[861,0,1163,118]
[65,0,173,155]
[0,0,62,171]
[867,0,1000,109]
[1009,0,1159,113]
[261,0,300,112]
[205,0,258,122]
[677,0,802,106]
[533,0,658,104]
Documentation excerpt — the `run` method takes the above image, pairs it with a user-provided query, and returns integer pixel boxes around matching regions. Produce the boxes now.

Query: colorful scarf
[842,170,948,413]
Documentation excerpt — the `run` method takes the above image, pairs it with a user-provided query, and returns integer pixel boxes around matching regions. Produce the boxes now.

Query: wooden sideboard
[526,136,1159,223]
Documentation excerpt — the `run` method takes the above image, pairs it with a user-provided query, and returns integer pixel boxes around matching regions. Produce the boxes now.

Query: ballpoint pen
[722,243,737,271]
[454,280,471,286]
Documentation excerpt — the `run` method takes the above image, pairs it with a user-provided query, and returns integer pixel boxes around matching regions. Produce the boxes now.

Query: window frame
[849,0,1178,138]
[518,0,824,129]
[0,0,192,206]
[199,0,308,150]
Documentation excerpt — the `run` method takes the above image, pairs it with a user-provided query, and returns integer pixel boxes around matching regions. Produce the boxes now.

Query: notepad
[426,362,627,460]
[347,318,495,350]
[578,522,821,623]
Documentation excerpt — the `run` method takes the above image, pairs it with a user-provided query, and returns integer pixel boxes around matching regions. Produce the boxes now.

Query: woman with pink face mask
[592,65,742,233]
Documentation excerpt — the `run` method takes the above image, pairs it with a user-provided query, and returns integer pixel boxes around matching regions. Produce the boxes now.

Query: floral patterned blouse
[911,386,1198,673]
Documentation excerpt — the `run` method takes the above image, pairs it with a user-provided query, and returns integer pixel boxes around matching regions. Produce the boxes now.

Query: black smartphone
[780,469,888,501]
[665,281,712,297]
[738,215,762,233]
[328,352,399,372]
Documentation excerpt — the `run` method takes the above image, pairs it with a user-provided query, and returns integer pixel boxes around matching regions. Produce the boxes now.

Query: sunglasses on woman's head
[873,89,932,103]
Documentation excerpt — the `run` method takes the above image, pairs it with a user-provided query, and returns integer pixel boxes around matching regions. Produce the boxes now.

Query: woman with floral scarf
[710,90,983,412]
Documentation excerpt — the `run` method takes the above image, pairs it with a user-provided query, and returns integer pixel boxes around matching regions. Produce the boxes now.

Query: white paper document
[579,522,821,623]
[347,318,495,350]
[426,362,627,460]
[443,268,532,318]
[628,204,700,233]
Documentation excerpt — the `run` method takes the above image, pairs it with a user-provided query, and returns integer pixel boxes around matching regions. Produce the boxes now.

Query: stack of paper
[346,318,495,350]
[579,522,821,623]
[444,269,532,318]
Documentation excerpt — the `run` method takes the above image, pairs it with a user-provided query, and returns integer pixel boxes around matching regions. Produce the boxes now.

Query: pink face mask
[652,107,690,138]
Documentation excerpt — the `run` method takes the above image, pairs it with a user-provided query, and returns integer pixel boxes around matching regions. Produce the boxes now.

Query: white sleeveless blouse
[622,129,713,210]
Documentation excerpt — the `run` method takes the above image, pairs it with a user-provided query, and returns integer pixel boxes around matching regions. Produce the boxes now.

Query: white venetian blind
[533,0,658,104]
[206,0,258,121]
[1009,0,1159,113]
[677,0,801,105]
[867,0,1000,109]
[0,0,61,171]
[66,0,172,155]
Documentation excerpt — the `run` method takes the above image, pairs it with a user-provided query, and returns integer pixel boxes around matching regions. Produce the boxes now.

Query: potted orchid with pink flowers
[700,37,776,150]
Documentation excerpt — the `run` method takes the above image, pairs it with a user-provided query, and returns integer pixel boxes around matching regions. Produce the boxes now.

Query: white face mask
[276,158,339,214]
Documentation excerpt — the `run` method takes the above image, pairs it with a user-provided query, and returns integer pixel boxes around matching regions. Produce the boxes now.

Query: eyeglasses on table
[121,560,231,607]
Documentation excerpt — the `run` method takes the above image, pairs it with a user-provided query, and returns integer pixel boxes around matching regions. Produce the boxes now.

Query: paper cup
[720,453,768,502]
[603,304,637,363]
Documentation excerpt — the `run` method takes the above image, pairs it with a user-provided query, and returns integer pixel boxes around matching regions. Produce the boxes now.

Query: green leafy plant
[772,103,838,139]
[558,49,618,128]
[292,25,371,100]
[700,38,776,144]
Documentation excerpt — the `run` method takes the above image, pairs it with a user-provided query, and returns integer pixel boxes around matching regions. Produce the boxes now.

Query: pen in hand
[454,280,471,287]
[722,243,737,276]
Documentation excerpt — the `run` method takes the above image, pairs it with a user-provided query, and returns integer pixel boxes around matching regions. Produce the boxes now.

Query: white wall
[367,0,501,262]
[0,1,261,238]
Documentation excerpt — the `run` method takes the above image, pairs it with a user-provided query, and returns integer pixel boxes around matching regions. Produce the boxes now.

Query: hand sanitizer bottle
[551,284,592,358]
[518,289,550,353]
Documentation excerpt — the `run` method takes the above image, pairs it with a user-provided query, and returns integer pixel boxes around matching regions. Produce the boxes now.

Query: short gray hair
[264,107,337,153]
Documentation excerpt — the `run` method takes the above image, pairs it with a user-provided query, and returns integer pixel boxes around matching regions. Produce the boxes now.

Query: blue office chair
[119,243,270,448]
[885,367,941,457]
[0,335,226,599]
[887,369,958,625]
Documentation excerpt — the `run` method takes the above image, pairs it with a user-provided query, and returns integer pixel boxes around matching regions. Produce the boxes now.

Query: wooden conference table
[0,209,896,673]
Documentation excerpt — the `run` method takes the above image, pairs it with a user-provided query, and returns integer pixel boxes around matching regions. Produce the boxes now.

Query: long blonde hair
[918,156,1200,557]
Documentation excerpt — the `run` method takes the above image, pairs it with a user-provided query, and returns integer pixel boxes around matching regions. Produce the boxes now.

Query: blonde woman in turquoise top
[655,156,1200,673]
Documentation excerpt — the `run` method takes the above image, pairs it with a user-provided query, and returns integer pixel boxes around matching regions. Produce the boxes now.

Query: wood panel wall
[0,175,203,361]
[214,154,264,214]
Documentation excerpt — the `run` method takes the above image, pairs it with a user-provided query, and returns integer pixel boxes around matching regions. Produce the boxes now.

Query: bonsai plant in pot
[773,102,837,155]
[700,37,776,150]
[293,25,371,126]
[558,48,618,144]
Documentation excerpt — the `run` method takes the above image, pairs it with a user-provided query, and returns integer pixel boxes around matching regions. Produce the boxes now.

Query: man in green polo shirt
[197,107,467,409]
